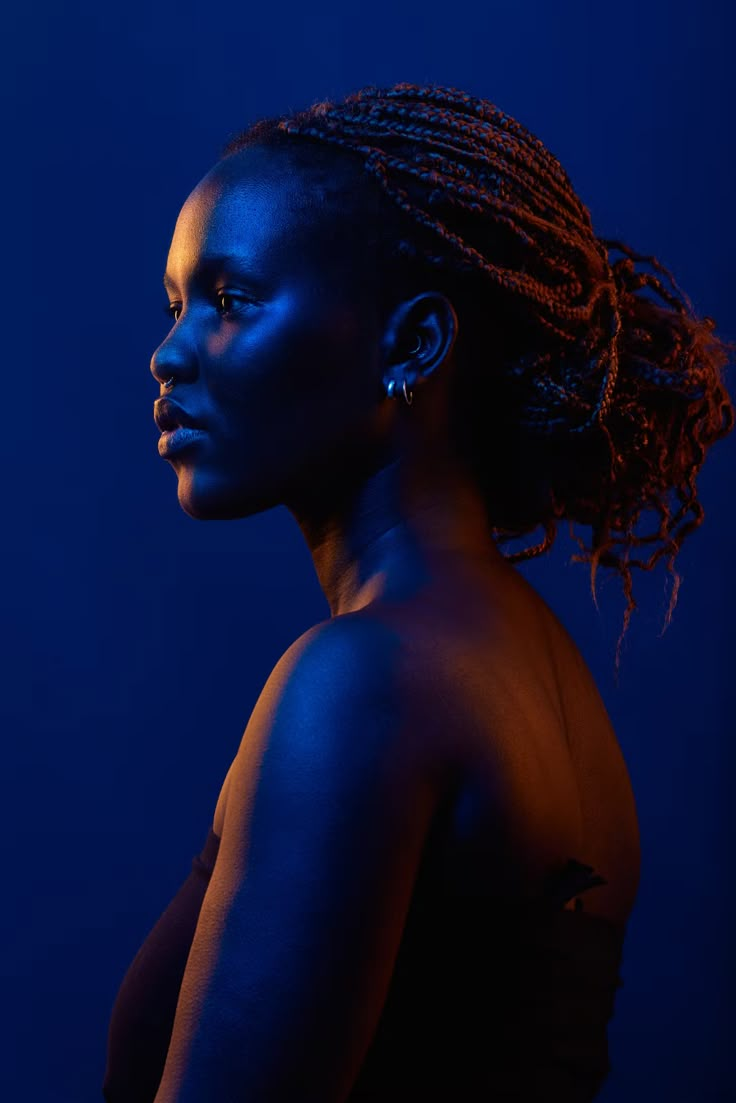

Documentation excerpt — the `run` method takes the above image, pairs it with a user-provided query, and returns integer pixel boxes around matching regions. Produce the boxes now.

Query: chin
[174,465,274,521]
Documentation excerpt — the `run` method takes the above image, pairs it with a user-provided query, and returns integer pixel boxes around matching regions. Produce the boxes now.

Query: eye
[164,302,182,323]
[216,291,253,318]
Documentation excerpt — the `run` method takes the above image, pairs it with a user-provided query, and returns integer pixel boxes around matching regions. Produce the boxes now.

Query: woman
[103,82,734,1102]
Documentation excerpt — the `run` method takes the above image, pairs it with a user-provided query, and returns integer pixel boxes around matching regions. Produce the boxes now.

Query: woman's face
[151,144,387,520]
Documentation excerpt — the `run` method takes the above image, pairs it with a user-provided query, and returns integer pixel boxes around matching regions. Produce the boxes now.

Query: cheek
[220,312,368,412]
[204,290,381,462]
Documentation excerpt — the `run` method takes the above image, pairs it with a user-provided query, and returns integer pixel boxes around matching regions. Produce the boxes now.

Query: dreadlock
[221,81,735,678]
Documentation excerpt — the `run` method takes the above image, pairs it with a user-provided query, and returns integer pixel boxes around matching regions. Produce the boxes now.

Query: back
[360,556,641,922]
[343,558,640,1099]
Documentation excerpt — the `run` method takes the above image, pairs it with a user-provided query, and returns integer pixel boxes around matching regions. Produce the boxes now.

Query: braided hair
[221,82,734,676]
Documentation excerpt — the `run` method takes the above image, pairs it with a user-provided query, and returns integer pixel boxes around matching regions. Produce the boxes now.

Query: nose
[150,332,193,390]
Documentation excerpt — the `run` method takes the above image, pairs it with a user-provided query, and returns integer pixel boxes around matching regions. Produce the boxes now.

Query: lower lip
[158,427,207,457]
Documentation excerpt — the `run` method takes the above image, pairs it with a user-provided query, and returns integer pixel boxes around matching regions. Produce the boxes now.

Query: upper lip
[153,398,204,433]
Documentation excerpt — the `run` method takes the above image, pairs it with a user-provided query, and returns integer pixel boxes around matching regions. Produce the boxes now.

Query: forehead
[167,144,366,284]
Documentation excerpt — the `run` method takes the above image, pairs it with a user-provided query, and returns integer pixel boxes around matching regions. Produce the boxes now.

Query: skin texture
[151,144,507,617]
[147,144,641,1102]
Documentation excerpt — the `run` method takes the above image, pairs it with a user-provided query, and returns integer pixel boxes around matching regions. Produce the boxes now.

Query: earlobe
[381,296,458,406]
[385,377,414,405]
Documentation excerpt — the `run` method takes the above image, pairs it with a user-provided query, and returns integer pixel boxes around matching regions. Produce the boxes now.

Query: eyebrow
[163,254,265,293]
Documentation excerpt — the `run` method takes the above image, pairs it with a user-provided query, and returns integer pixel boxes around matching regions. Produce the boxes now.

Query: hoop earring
[385,378,414,405]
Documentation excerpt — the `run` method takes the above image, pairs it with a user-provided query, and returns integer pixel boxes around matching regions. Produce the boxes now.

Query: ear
[380,291,459,392]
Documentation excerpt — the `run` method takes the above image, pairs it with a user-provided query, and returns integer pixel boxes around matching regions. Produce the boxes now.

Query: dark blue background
[3,1,733,1099]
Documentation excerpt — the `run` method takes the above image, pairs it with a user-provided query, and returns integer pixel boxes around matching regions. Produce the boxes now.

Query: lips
[153,398,204,433]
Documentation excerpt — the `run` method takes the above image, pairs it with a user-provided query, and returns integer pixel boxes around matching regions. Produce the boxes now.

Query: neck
[286,443,505,619]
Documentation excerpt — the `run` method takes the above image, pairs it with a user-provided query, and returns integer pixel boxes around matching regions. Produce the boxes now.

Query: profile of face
[151,144,397,521]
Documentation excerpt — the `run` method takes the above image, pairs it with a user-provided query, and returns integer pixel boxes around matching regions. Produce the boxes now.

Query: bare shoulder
[212,612,450,838]
[343,576,641,920]
[178,616,470,1100]
[212,582,640,924]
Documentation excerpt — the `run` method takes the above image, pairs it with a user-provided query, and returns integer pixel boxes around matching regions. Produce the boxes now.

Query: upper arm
[154,617,444,1103]
[212,757,235,836]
